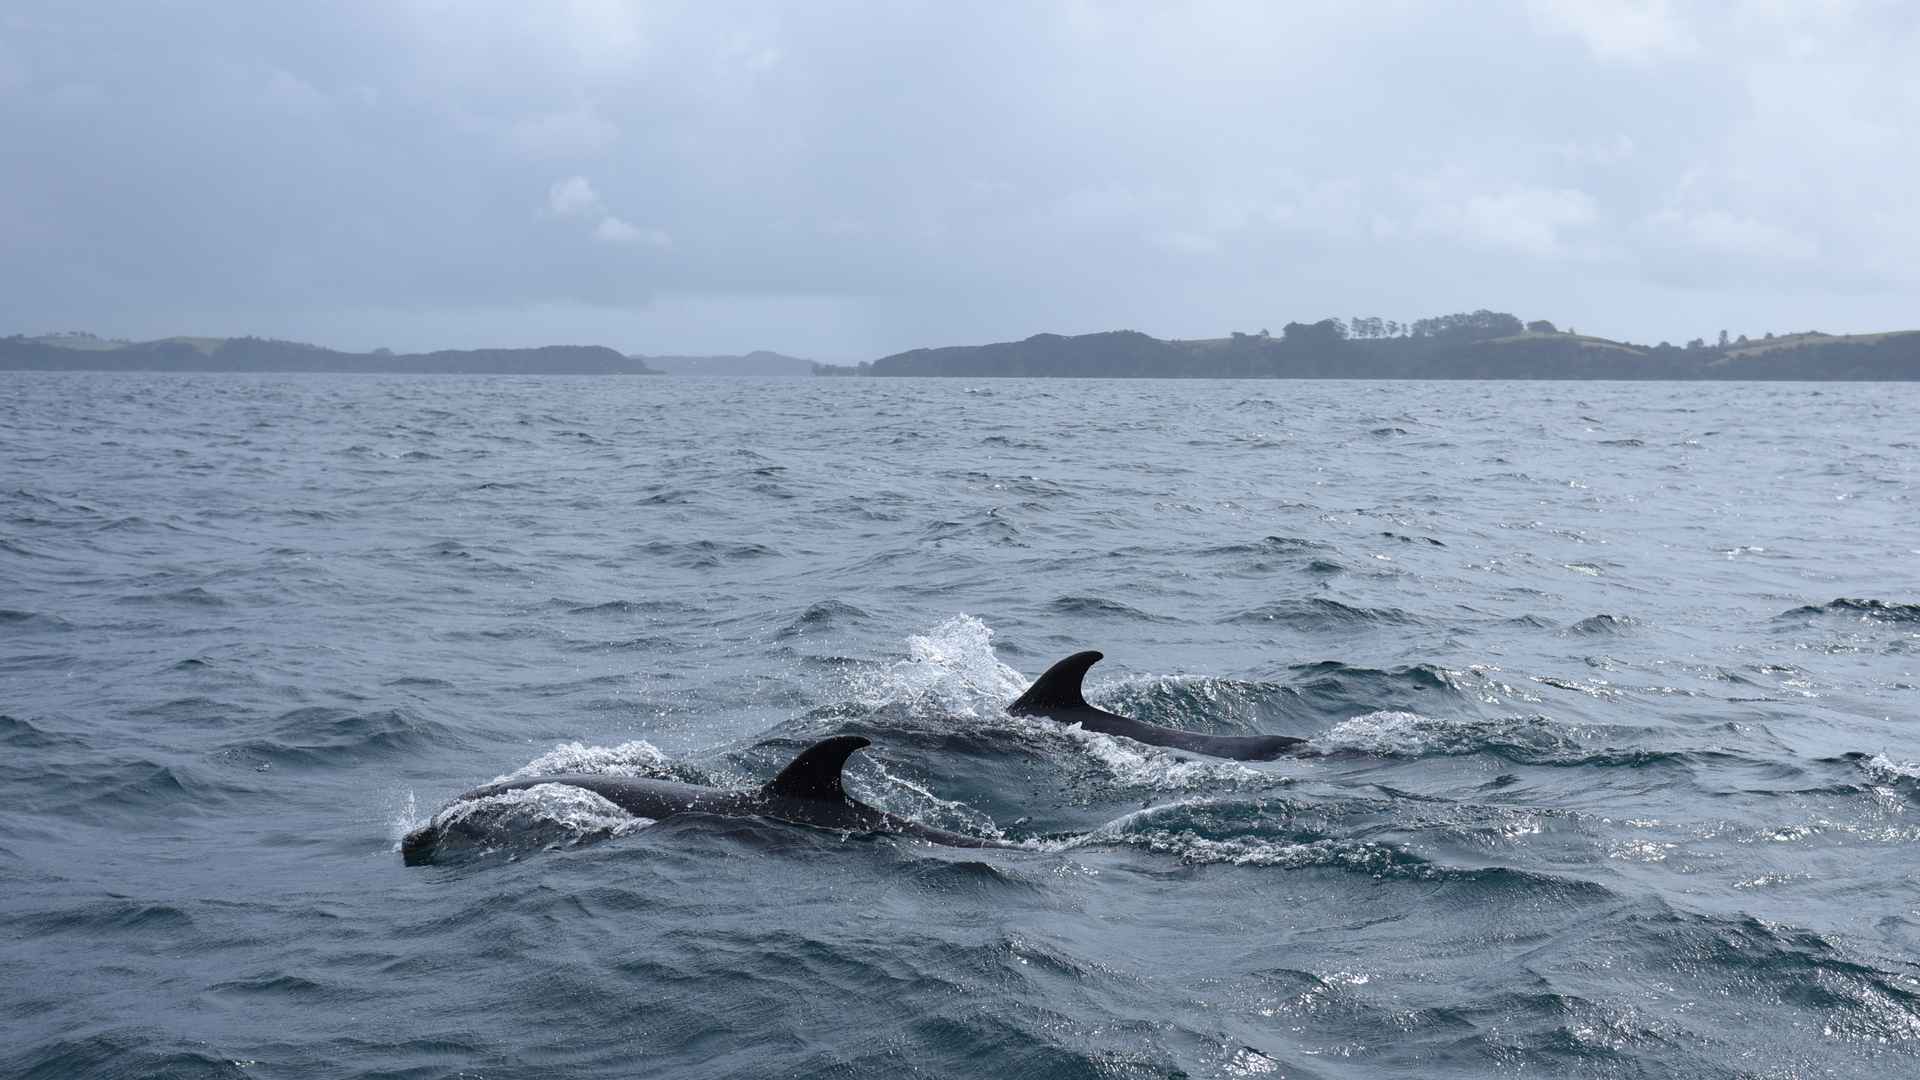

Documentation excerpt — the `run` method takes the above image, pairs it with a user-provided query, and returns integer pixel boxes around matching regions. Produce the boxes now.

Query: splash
[388,789,419,848]
[1862,754,1920,785]
[843,614,1027,717]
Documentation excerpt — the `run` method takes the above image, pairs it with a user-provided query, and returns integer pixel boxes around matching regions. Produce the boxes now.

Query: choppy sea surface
[3,373,1918,1079]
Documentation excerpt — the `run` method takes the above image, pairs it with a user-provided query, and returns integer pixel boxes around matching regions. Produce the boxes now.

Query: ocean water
[2,373,1917,1079]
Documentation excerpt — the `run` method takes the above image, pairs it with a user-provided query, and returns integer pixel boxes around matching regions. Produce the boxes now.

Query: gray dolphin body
[1010,651,1307,761]
[401,735,1007,864]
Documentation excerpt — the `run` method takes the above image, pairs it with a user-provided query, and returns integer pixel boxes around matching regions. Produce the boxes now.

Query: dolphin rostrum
[1009,651,1306,761]
[401,735,1009,864]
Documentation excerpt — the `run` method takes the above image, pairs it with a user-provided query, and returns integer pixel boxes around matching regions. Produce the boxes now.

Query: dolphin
[1009,650,1307,761]
[401,735,1009,864]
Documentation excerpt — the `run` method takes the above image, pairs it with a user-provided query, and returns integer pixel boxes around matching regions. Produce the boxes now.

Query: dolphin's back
[402,735,1016,865]
[1010,651,1307,761]
[463,773,720,817]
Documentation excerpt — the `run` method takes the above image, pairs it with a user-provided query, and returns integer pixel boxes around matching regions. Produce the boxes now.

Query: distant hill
[860,330,1182,378]
[636,350,814,376]
[820,314,1920,380]
[0,334,656,374]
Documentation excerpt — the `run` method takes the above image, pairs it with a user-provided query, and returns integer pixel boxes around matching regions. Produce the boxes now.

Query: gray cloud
[2,1,1916,358]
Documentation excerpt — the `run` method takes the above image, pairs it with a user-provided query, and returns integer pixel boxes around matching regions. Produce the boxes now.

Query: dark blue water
[3,373,1918,1079]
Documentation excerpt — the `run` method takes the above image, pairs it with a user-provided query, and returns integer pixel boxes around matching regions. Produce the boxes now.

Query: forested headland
[814,311,1920,379]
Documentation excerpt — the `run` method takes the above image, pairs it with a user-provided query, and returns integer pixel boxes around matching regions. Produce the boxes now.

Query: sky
[2,1,1916,361]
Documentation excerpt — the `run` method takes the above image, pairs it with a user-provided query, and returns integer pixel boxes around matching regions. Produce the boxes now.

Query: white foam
[1048,719,1263,790]
[1032,799,1389,871]
[1319,710,1452,755]
[1020,799,1193,854]
[494,739,668,783]
[1097,827,1396,872]
[1225,1047,1281,1076]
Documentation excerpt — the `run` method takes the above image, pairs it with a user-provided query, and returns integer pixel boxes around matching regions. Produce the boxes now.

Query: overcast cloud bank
[3,2,1915,360]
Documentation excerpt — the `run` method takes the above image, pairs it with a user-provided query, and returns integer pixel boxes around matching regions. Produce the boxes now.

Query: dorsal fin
[762,735,870,801]
[1008,650,1102,715]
